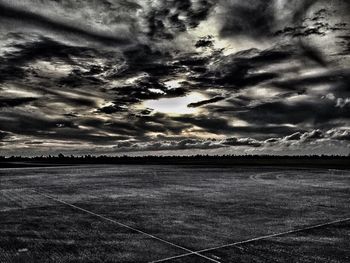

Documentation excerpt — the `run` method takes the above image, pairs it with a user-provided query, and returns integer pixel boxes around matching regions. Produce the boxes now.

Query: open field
[0,165,349,262]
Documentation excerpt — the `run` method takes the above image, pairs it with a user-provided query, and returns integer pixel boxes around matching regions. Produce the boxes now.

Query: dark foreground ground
[0,165,349,262]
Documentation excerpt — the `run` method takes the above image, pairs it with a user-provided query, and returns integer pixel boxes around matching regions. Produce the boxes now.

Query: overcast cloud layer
[0,0,349,156]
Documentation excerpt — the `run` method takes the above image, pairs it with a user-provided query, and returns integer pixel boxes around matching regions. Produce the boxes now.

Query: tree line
[0,154,349,168]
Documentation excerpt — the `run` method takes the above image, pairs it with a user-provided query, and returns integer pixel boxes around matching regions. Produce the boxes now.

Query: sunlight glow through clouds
[142,92,207,115]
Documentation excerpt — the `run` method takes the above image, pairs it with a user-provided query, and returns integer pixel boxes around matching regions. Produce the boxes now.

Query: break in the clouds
[0,0,349,156]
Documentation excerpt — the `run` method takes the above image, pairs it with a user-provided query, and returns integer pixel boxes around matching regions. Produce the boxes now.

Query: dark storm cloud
[187,96,225,108]
[236,99,350,125]
[190,46,294,90]
[301,129,324,140]
[265,128,350,148]
[217,0,339,40]
[284,132,302,141]
[274,7,348,39]
[113,127,350,153]
[298,43,328,67]
[216,0,349,73]
[0,111,130,144]
[195,35,215,49]
[234,126,303,139]
[0,111,74,136]
[0,0,349,155]
[172,113,302,139]
[132,113,191,136]
[98,104,128,114]
[219,0,277,39]
[0,97,37,108]
[79,113,191,139]
[0,36,108,82]
[222,137,262,147]
[272,69,350,96]
[115,138,223,152]
[145,0,215,40]
[0,1,131,46]
[24,141,44,145]
[0,130,9,140]
[115,136,265,152]
[173,115,231,134]
[110,77,187,106]
[337,35,350,55]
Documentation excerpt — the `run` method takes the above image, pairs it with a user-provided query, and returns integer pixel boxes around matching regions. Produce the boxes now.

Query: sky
[0,0,349,156]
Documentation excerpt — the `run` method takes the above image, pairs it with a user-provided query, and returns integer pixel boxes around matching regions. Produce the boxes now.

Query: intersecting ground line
[31,189,221,263]
[151,216,350,263]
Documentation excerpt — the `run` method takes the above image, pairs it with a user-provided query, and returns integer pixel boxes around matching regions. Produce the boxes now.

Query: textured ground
[0,165,349,262]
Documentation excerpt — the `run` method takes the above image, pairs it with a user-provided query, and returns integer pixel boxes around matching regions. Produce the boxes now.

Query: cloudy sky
[0,0,349,156]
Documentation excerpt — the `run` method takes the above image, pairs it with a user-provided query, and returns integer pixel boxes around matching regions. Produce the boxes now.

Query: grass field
[0,165,349,262]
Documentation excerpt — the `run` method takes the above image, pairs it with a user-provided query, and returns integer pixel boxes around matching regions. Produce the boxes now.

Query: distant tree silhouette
[0,154,349,168]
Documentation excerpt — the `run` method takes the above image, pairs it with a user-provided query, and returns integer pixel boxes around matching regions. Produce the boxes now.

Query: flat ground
[0,165,349,262]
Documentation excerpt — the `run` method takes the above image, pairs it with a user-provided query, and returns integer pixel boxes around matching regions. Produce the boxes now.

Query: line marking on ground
[31,189,221,263]
[151,216,350,263]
